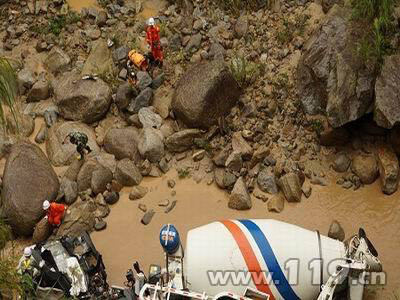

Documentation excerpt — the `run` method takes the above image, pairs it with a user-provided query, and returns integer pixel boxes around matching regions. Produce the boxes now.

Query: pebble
[158,199,170,207]
[138,203,147,212]
[94,220,107,231]
[165,200,177,213]
[141,209,155,225]
[167,179,176,188]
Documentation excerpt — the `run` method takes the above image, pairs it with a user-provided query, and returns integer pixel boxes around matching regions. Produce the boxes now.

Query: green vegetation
[177,167,190,179]
[0,57,18,132]
[351,0,397,69]
[230,55,264,88]
[310,119,324,136]
[30,12,81,36]
[194,138,213,152]
[276,14,309,45]
[98,71,120,90]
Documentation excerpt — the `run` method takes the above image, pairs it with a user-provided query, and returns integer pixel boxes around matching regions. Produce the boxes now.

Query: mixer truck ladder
[139,283,255,300]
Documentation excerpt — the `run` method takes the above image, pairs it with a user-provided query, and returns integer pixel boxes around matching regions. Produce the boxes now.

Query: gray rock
[115,158,142,186]
[129,185,149,200]
[138,203,147,213]
[209,42,226,59]
[2,142,59,236]
[185,33,202,52]
[212,146,231,167]
[53,73,112,123]
[91,165,113,195]
[104,191,119,205]
[137,71,153,91]
[27,76,49,102]
[112,46,129,64]
[193,150,206,162]
[351,154,378,184]
[82,39,113,75]
[59,178,78,204]
[17,68,35,94]
[165,199,177,213]
[77,160,102,192]
[152,73,165,89]
[376,145,399,194]
[46,121,100,166]
[229,177,251,210]
[167,179,175,188]
[6,113,34,137]
[45,46,71,74]
[128,87,153,114]
[267,194,284,213]
[214,168,236,189]
[297,5,374,127]
[94,220,107,231]
[172,60,241,129]
[232,132,253,160]
[44,107,58,127]
[333,153,351,173]
[225,151,243,173]
[302,183,312,198]
[56,198,96,237]
[138,107,162,129]
[103,127,140,161]
[32,218,51,244]
[310,176,329,186]
[34,123,47,144]
[374,54,400,129]
[116,82,136,111]
[279,173,302,202]
[165,129,202,152]
[158,157,169,173]
[138,127,164,163]
[328,220,345,241]
[153,87,172,119]
[141,209,155,225]
[257,168,278,194]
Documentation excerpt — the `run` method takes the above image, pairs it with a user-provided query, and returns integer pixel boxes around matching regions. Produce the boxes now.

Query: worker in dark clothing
[62,131,92,160]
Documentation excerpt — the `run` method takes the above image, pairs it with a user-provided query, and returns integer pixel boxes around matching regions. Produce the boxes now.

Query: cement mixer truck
[135,219,382,300]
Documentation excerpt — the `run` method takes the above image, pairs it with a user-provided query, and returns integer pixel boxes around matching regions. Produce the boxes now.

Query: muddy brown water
[91,172,400,299]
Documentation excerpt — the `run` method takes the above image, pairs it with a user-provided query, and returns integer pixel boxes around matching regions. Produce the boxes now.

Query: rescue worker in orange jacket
[43,200,66,227]
[146,17,163,66]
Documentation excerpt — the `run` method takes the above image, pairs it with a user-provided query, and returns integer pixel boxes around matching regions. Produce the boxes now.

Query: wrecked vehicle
[21,220,383,300]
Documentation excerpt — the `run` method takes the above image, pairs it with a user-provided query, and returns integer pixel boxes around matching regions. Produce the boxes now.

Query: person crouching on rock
[43,200,66,227]
[62,131,92,160]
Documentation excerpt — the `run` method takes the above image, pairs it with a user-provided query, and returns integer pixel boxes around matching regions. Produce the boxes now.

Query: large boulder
[172,59,241,129]
[376,145,399,195]
[56,198,97,238]
[53,73,112,123]
[103,127,140,161]
[46,121,100,166]
[2,142,59,236]
[374,54,400,129]
[115,158,142,186]
[297,5,374,128]
[45,47,71,74]
[257,168,278,194]
[351,153,378,184]
[137,127,164,163]
[82,39,114,76]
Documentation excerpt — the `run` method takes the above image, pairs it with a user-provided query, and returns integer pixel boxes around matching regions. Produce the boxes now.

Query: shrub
[230,55,264,88]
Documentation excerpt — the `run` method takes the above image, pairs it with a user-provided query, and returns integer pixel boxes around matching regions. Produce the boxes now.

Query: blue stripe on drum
[239,220,301,300]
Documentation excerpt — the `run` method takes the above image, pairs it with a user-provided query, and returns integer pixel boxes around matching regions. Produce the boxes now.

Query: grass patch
[351,0,396,69]
[310,119,324,136]
[30,12,81,36]
[276,14,309,45]
[177,167,190,179]
[98,71,119,90]
[230,55,264,88]
[194,138,213,152]
[97,0,111,8]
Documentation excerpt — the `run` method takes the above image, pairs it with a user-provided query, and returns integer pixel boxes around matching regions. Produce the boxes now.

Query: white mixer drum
[184,219,346,300]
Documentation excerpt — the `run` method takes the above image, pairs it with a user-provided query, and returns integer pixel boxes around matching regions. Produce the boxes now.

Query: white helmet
[24,247,32,257]
[148,17,155,26]
[43,200,50,210]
